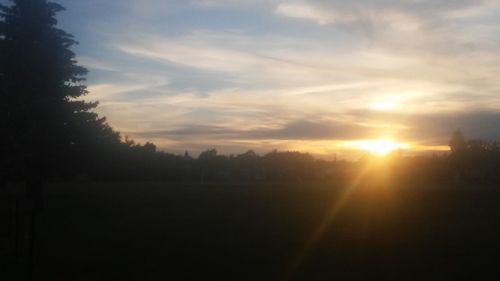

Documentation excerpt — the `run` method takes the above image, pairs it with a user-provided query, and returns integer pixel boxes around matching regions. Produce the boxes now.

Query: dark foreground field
[5,182,500,280]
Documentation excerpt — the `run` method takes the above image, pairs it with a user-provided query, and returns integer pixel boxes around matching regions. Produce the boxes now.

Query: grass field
[11,182,500,280]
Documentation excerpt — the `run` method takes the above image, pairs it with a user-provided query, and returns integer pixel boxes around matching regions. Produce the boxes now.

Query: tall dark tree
[0,0,117,186]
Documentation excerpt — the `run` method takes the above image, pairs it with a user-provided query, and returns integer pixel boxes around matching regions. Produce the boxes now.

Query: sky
[35,0,500,158]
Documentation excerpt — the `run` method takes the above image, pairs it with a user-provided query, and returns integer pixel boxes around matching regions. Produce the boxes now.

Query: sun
[348,138,408,155]
[361,139,400,155]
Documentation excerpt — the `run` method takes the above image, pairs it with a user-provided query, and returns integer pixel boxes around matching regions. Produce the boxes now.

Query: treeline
[80,144,344,182]
[449,130,500,182]
[63,131,499,184]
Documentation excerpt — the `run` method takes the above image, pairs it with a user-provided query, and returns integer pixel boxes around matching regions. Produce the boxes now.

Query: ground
[3,181,500,280]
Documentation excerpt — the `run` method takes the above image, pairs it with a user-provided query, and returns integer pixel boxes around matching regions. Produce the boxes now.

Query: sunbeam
[282,157,387,280]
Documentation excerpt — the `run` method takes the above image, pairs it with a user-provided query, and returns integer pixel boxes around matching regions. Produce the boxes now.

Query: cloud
[404,111,500,144]
[112,29,495,100]
[128,109,500,145]
[118,38,262,74]
[76,56,117,72]
[275,1,499,24]
[274,0,500,52]
[123,109,500,158]
[275,1,422,30]
[276,2,350,25]
[275,1,424,32]
[136,120,374,141]
[347,109,500,145]
[194,0,278,8]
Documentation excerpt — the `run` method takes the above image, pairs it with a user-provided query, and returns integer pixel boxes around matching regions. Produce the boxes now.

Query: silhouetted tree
[449,129,467,183]
[449,129,466,154]
[235,150,260,181]
[262,150,315,181]
[462,139,500,181]
[198,149,217,183]
[0,1,115,186]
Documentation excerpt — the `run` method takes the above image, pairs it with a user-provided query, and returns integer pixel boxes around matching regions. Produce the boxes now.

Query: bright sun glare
[349,139,408,155]
[369,100,398,111]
